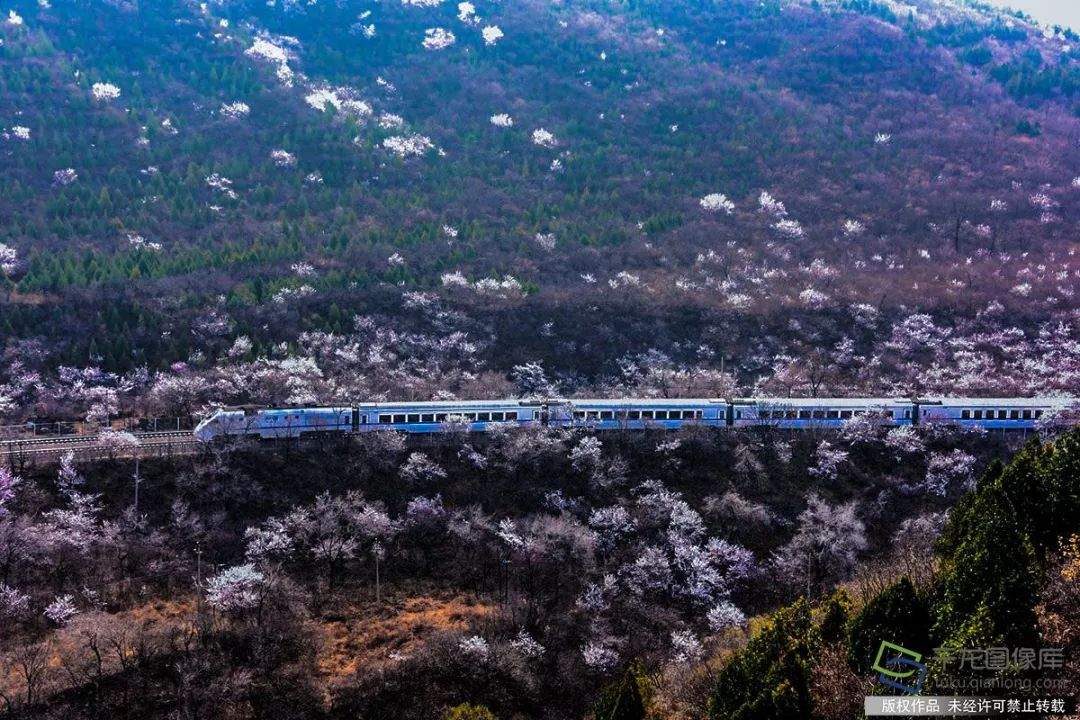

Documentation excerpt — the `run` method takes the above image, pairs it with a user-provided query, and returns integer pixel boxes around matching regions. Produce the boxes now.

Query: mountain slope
[0,0,1078,407]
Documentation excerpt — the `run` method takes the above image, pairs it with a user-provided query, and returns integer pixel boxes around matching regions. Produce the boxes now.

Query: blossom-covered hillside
[1,0,1079,415]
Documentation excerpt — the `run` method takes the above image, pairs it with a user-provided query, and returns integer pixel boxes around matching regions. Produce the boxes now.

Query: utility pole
[132,456,141,514]
[372,542,385,603]
[195,541,203,614]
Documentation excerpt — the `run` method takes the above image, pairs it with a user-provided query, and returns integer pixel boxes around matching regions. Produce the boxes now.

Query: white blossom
[95,429,140,455]
[531,128,557,148]
[378,113,405,129]
[534,232,556,251]
[670,630,704,663]
[53,168,78,186]
[0,584,29,619]
[490,113,514,127]
[707,601,746,632]
[219,101,250,120]
[700,193,735,214]
[205,173,237,199]
[842,219,865,237]
[509,630,545,659]
[458,635,491,661]
[8,125,30,140]
[581,641,619,671]
[270,149,297,167]
[810,440,848,479]
[246,38,289,64]
[874,132,892,145]
[6,9,23,25]
[44,595,78,625]
[481,25,504,45]
[773,219,804,239]
[457,1,477,23]
[0,242,17,275]
[382,134,435,158]
[758,190,787,217]
[422,27,456,50]
[205,564,265,613]
[1030,192,1058,211]
[798,286,829,307]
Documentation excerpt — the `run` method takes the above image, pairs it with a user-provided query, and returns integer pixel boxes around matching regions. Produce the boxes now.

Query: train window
[853,410,865,416]
[506,411,519,421]
[491,412,504,422]
[799,410,811,419]
[812,410,825,419]
[1034,410,1042,419]
[601,411,614,420]
[735,410,742,419]
[973,410,983,419]
[393,414,407,423]
[961,410,970,419]
[655,410,668,420]
[1010,410,1019,419]
[882,410,894,419]
[681,410,694,419]
[827,410,839,419]
[420,413,433,423]
[475,413,489,422]
[1022,410,1031,420]
[407,414,420,423]
[641,410,654,419]
[574,411,585,419]
[840,410,852,419]
[628,411,640,420]
[435,413,448,423]
[998,410,1007,419]
[904,410,911,419]
[379,414,392,424]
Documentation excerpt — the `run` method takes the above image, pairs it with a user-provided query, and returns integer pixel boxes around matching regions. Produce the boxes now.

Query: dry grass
[314,584,496,681]
[0,597,196,708]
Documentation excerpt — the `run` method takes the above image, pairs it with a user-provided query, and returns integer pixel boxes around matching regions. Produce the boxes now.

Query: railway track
[0,430,200,461]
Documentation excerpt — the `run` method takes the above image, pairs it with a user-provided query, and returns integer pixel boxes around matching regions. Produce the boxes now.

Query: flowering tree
[205,564,267,615]
[772,493,867,596]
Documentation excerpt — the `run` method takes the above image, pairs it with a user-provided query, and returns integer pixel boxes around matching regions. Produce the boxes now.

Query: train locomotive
[193,397,1075,441]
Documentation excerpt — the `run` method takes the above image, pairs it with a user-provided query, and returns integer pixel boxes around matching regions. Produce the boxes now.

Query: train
[193,397,1077,441]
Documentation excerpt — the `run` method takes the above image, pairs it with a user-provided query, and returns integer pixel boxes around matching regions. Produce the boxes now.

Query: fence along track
[0,431,201,464]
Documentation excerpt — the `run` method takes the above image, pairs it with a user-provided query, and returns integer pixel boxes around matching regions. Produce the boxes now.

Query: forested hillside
[0,419,1076,717]
[1,0,1079,420]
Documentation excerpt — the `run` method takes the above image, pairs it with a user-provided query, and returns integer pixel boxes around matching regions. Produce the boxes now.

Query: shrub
[708,598,818,720]
[845,578,932,675]
[593,665,648,720]
[445,703,498,720]
[817,588,852,645]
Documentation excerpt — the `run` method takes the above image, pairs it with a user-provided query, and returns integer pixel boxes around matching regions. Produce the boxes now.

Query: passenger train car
[194,397,1076,441]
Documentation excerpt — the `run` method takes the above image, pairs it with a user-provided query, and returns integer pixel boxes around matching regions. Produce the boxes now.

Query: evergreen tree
[709,598,818,720]
[593,665,647,720]
[444,703,497,720]
[846,578,932,674]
